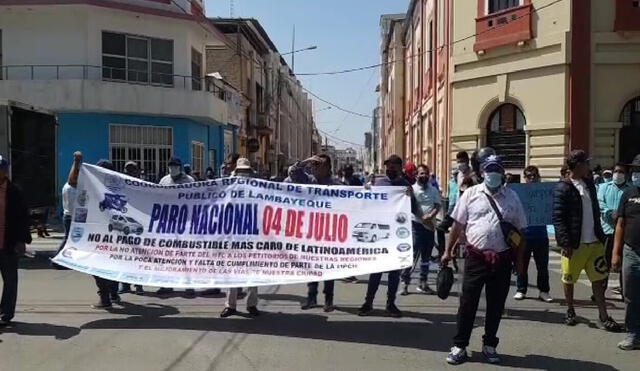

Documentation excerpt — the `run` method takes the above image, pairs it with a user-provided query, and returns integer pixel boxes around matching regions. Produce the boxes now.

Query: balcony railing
[474,4,533,53]
[0,64,228,99]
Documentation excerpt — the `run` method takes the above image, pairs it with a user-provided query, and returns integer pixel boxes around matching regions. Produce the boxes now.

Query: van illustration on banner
[352,223,391,243]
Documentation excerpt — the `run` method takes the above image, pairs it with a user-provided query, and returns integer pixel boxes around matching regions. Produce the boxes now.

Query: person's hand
[441,250,453,266]
[612,254,622,273]
[14,242,26,256]
[561,247,573,259]
[73,151,83,164]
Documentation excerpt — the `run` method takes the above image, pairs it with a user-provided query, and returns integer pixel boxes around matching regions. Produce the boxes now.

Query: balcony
[474,3,533,53]
[614,0,640,32]
[0,64,228,124]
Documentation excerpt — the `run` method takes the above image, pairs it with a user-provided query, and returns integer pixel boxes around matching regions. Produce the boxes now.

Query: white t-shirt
[412,183,441,228]
[571,179,598,244]
[62,183,78,216]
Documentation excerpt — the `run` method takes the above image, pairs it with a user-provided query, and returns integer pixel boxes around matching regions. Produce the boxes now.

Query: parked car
[352,223,391,242]
[108,214,143,235]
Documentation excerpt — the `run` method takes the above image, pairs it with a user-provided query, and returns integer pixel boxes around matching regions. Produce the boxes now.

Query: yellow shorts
[561,242,609,284]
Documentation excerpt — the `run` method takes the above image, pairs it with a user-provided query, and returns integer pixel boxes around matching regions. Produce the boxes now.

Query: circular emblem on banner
[71,227,84,243]
[396,213,408,224]
[62,246,77,258]
[77,190,88,207]
[397,243,412,252]
[104,174,125,193]
[396,227,410,239]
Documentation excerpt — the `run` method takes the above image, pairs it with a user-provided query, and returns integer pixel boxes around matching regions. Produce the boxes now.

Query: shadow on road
[467,353,619,371]
[0,322,80,340]
[79,312,458,351]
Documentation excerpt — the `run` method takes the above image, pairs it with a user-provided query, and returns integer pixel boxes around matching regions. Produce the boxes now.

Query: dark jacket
[3,181,32,254]
[552,178,605,249]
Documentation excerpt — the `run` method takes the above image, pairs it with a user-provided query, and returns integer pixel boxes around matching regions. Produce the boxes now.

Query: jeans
[401,222,435,284]
[308,281,335,299]
[623,245,640,338]
[364,270,401,305]
[57,214,72,254]
[516,238,550,294]
[453,250,512,348]
[0,253,19,321]
[226,287,258,309]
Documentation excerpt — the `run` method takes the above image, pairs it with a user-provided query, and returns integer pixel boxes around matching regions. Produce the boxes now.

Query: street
[0,236,635,371]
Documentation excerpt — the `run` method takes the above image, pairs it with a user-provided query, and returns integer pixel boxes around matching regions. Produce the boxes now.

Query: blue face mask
[633,172,640,187]
[484,172,503,189]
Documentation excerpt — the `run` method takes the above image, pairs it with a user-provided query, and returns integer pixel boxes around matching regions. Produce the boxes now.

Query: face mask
[484,172,503,189]
[169,166,181,177]
[633,172,640,187]
[417,175,429,184]
[613,173,626,185]
[386,170,399,180]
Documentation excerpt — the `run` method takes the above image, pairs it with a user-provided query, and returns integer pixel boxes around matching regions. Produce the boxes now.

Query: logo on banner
[396,213,408,224]
[397,243,412,252]
[396,227,410,239]
[61,246,78,258]
[99,193,129,213]
[71,227,84,242]
[77,190,88,207]
[105,174,125,193]
[74,208,88,223]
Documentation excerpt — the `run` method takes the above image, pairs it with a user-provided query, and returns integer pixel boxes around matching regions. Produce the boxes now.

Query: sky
[205,0,407,150]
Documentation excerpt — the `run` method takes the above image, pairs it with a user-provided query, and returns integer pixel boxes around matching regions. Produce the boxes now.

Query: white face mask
[613,173,626,185]
[633,172,640,187]
[168,166,181,177]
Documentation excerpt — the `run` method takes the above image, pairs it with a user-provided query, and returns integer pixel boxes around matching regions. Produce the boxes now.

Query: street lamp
[281,46,318,56]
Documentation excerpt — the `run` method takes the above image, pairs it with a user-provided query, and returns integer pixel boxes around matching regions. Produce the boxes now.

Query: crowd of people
[0,145,639,366]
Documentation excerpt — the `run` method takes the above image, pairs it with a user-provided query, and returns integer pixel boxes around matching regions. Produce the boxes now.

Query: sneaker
[358,303,373,317]
[513,292,526,301]
[446,346,469,365]
[185,289,196,298]
[118,284,132,294]
[110,294,122,304]
[0,318,13,327]
[323,297,335,313]
[482,345,501,364]
[565,309,577,326]
[220,307,237,318]
[618,335,640,350]
[247,306,260,316]
[416,284,436,295]
[92,301,112,310]
[301,296,317,310]
[135,286,145,295]
[385,303,402,318]
[400,284,410,296]
[156,288,174,296]
[538,292,553,303]
[611,287,623,296]
[598,316,624,333]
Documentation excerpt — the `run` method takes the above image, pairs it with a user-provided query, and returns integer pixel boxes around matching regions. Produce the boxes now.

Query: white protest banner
[53,165,413,288]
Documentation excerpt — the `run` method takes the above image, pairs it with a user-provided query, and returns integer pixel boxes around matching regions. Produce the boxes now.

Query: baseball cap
[481,155,504,172]
[96,159,114,170]
[168,157,182,166]
[384,154,403,166]
[235,158,252,170]
[0,155,9,168]
[124,161,138,168]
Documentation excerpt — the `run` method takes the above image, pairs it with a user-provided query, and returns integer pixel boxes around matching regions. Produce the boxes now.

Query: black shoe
[565,309,577,326]
[185,289,196,298]
[385,303,402,318]
[0,318,13,327]
[220,307,237,318]
[323,297,335,312]
[92,301,112,309]
[118,284,132,294]
[201,288,221,296]
[358,303,373,316]
[247,306,260,316]
[135,286,145,295]
[156,288,174,296]
[110,294,122,304]
[301,296,318,310]
[400,284,410,296]
[598,316,624,333]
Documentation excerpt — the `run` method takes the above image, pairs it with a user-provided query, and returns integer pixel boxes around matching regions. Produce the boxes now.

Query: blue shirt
[598,181,631,235]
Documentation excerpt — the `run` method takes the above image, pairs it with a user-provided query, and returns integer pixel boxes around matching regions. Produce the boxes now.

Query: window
[487,104,526,169]
[110,125,173,183]
[438,0,445,47]
[102,32,174,86]
[191,141,205,178]
[488,0,521,14]
[191,48,202,91]
[256,83,264,113]
[619,97,640,163]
